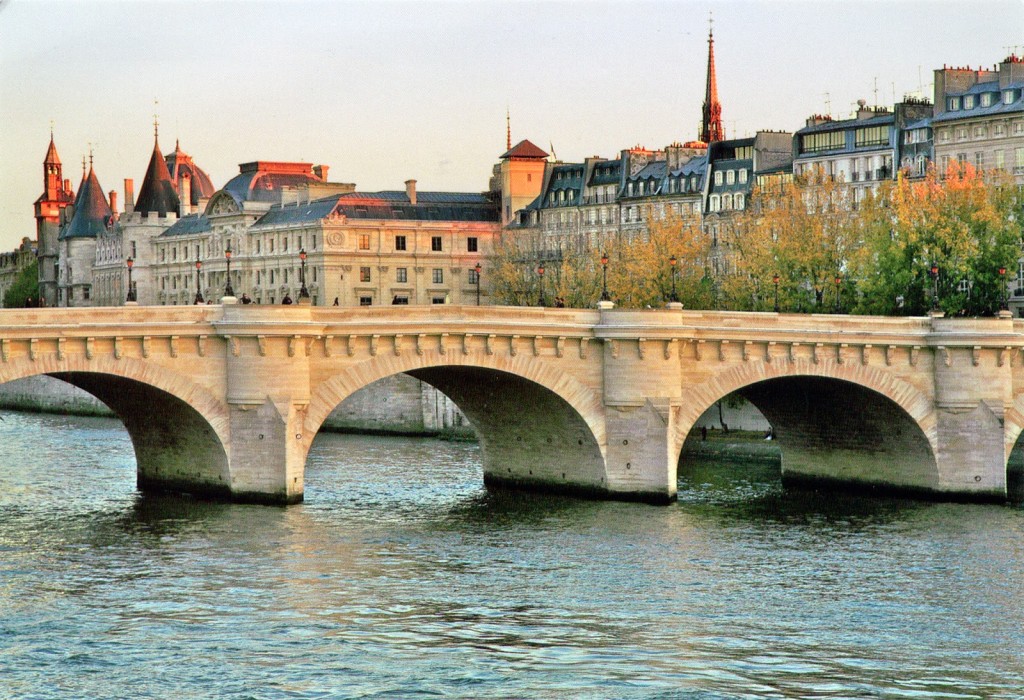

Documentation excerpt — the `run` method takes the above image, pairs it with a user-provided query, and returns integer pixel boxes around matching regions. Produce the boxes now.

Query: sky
[0,0,1022,250]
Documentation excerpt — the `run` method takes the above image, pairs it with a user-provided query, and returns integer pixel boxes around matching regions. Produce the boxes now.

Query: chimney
[178,173,192,216]
[109,190,118,214]
[405,179,417,205]
[313,164,329,181]
[63,178,71,196]
[124,178,135,213]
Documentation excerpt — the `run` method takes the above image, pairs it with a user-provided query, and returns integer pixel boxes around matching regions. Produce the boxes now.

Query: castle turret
[34,131,74,307]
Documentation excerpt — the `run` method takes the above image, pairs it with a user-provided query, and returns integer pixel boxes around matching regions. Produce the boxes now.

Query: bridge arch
[0,355,231,498]
[305,350,609,493]
[677,358,940,492]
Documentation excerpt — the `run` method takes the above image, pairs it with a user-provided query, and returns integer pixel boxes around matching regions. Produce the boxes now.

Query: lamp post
[298,248,310,300]
[474,261,482,306]
[224,243,234,298]
[834,274,842,313]
[600,252,610,301]
[999,265,1008,311]
[930,263,939,311]
[773,273,780,312]
[125,256,136,303]
[537,263,545,307]
[194,257,204,304]
[669,255,678,302]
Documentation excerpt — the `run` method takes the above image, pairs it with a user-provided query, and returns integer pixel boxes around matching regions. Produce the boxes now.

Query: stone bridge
[1,304,1023,505]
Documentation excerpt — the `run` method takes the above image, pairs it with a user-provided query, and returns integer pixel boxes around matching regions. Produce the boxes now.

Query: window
[359,296,373,306]
[709,195,720,212]
[432,296,446,304]
[270,270,275,284]
[360,266,371,282]
[395,235,407,251]
[283,237,289,251]
[735,193,745,210]
[949,97,961,110]
[396,267,407,283]
[738,169,748,183]
[467,237,478,252]
[256,239,261,254]
[431,236,442,251]
[974,126,986,138]
[391,295,409,305]
[964,95,975,109]
[855,125,889,147]
[432,268,443,284]
[722,194,733,210]
[981,93,994,107]
[83,287,90,300]
[468,268,479,284]
[976,152,985,168]
[714,171,723,185]
[1005,90,1016,105]
[359,234,370,250]
[800,130,844,153]
[726,170,735,185]
[995,150,1005,169]
[1016,147,1024,169]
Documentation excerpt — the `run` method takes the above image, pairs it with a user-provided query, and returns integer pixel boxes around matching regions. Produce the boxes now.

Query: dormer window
[1005,90,1016,105]
[964,95,975,109]
[949,97,961,110]
[714,171,723,186]
[981,93,994,107]
[726,170,735,185]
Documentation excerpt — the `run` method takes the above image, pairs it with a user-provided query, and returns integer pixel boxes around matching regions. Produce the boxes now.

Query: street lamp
[600,252,610,302]
[224,242,234,298]
[298,248,310,300]
[474,261,482,306]
[930,263,939,311]
[834,274,842,313]
[999,265,1008,311]
[125,256,136,303]
[537,262,546,307]
[669,255,678,302]
[773,273,780,312]
[194,257,204,304]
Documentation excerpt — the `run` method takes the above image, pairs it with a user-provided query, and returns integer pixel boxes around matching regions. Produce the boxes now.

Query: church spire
[506,108,511,152]
[700,14,725,144]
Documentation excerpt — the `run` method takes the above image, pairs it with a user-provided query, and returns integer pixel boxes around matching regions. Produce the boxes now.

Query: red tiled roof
[501,139,549,160]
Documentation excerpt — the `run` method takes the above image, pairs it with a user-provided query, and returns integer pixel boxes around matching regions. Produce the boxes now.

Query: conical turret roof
[135,135,180,217]
[44,135,61,165]
[61,167,112,239]
[165,139,216,206]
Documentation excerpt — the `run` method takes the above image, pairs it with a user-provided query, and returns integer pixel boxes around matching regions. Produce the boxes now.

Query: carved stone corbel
[695,339,705,361]
[637,338,647,360]
[812,342,823,364]
[169,335,178,358]
[347,335,357,357]
[1,338,9,362]
[718,340,729,361]
[230,336,241,357]
[837,343,848,365]
[463,333,473,355]
[393,334,403,356]
[862,344,871,365]
[579,337,589,359]
[142,336,151,359]
[57,337,66,361]
[885,345,895,366]
[910,346,920,366]
[197,335,206,357]
[665,338,677,360]
[257,335,268,357]
[416,334,426,356]
[606,338,619,359]
[972,346,981,367]
[370,335,379,357]
[486,334,496,355]
[766,341,775,363]
[533,336,542,357]
[114,336,123,360]
[29,338,38,361]
[510,335,519,357]
[742,341,752,361]
[323,335,333,358]
[999,346,1014,367]
[556,336,565,358]
[86,337,94,360]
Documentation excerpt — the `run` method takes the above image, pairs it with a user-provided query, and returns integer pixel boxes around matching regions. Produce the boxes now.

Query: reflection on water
[1,410,1022,698]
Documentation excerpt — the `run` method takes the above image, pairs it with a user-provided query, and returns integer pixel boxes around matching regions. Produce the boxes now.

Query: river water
[1,410,1022,699]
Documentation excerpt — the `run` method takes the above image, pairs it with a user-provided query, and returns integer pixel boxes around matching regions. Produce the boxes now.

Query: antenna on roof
[50,119,54,139]
[153,97,160,141]
[88,142,93,169]
[873,77,879,106]
[823,92,831,115]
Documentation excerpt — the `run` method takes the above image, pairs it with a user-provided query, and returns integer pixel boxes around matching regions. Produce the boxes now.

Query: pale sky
[1,0,1021,250]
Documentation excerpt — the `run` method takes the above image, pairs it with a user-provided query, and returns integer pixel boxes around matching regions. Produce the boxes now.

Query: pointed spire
[62,162,112,240]
[700,12,725,144]
[506,108,511,152]
[44,129,61,165]
[134,123,180,217]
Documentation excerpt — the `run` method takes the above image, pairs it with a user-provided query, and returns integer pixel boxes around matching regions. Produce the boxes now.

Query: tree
[856,163,1021,316]
[3,259,39,308]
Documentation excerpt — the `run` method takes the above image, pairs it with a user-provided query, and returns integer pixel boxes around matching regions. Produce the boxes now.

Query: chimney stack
[405,179,417,205]
[124,178,135,213]
[109,190,118,214]
[178,173,192,217]
[313,164,329,181]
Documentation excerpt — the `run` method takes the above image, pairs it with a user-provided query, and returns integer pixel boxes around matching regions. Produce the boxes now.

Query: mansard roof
[628,161,667,181]
[248,190,499,229]
[932,83,1024,123]
[60,167,112,240]
[160,213,212,238]
[222,161,324,204]
[165,140,216,206]
[671,154,708,177]
[795,112,894,136]
[135,137,180,217]
[501,140,549,160]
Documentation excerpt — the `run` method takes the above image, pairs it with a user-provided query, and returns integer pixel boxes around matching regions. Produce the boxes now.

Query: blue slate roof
[246,191,498,228]
[60,168,112,240]
[932,87,1024,123]
[160,213,213,238]
[795,113,894,136]
[629,161,667,181]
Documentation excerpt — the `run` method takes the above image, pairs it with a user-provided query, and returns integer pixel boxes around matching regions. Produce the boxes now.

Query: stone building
[0,237,37,306]
[57,158,114,307]
[931,54,1024,182]
[33,134,75,306]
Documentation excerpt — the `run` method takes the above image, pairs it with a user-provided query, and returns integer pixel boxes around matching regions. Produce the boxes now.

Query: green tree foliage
[2,259,39,308]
